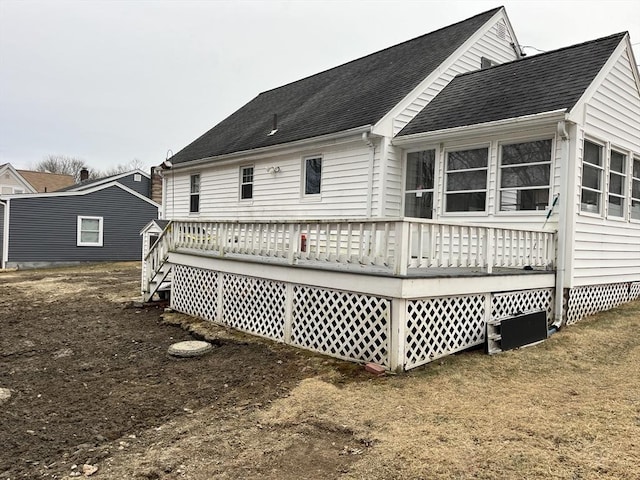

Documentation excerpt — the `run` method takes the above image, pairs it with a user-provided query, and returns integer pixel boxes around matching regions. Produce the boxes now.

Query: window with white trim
[405,149,435,218]
[499,139,552,211]
[632,157,640,221]
[240,166,253,200]
[304,156,322,195]
[580,140,604,214]
[608,150,626,218]
[445,147,488,212]
[189,174,200,213]
[77,216,103,247]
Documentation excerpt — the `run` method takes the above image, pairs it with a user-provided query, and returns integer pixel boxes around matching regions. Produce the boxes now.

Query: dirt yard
[1,262,639,480]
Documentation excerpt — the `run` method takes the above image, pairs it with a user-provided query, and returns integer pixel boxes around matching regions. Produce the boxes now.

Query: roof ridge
[259,7,503,96]
[455,31,627,79]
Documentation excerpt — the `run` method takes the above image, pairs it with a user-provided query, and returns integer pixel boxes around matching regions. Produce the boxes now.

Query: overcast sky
[1,0,639,172]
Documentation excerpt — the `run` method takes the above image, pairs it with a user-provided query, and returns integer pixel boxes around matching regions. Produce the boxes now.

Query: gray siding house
[1,170,159,269]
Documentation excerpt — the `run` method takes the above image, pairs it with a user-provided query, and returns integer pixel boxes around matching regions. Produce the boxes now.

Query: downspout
[0,199,9,269]
[362,131,376,218]
[553,120,570,329]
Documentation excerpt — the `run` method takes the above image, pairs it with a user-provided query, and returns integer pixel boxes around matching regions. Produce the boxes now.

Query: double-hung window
[499,139,552,211]
[77,216,103,247]
[608,150,626,218]
[405,149,435,218]
[581,140,604,214]
[304,156,322,196]
[190,174,200,213]
[240,166,254,200]
[632,157,640,221]
[445,147,488,212]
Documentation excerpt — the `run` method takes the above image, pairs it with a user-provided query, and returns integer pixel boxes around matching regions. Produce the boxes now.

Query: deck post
[283,283,294,344]
[389,298,407,373]
[485,227,494,274]
[394,221,409,276]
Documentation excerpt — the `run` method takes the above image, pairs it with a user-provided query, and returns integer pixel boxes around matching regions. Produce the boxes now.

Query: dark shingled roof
[170,7,502,165]
[398,32,626,136]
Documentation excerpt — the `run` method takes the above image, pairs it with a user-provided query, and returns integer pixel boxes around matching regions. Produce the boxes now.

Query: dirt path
[2,263,639,480]
[0,263,368,480]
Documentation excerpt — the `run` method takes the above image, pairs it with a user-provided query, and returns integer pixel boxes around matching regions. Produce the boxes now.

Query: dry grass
[257,300,640,479]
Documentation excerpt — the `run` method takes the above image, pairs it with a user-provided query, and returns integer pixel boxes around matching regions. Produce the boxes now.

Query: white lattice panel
[221,274,286,341]
[291,286,390,367]
[492,288,555,325]
[630,282,640,301]
[566,282,630,325]
[171,265,218,321]
[405,295,485,369]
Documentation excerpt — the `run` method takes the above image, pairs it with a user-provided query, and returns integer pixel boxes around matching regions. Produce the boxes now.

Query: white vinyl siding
[77,216,103,247]
[164,139,372,220]
[392,17,519,135]
[574,44,640,285]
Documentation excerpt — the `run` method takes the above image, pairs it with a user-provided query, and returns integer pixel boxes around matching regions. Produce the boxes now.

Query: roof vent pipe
[268,114,278,136]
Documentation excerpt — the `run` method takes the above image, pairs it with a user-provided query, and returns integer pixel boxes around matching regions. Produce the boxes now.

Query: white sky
[1,0,639,171]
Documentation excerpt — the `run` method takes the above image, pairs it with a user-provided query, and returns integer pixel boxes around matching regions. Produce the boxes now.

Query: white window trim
[580,138,605,217]
[607,148,627,220]
[496,138,553,213]
[302,155,323,199]
[239,165,254,201]
[77,216,103,247]
[442,145,490,215]
[189,173,201,214]
[631,156,640,223]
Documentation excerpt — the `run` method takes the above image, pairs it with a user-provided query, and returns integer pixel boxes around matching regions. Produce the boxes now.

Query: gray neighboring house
[0,170,159,269]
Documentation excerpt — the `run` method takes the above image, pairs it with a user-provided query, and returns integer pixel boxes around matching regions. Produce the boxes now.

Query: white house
[142,7,640,371]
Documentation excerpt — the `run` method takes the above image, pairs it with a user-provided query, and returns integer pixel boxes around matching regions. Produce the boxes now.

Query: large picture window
[240,166,253,200]
[190,174,200,213]
[499,139,552,211]
[581,140,603,214]
[77,216,103,247]
[304,157,322,195]
[445,147,488,212]
[632,157,640,221]
[608,150,626,218]
[405,150,435,218]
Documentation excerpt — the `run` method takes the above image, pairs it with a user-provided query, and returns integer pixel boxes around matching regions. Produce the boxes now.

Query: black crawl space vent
[487,311,548,354]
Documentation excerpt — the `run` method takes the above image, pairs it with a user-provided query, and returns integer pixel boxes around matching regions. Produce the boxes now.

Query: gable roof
[169,7,503,166]
[16,170,75,193]
[397,32,626,137]
[0,163,37,193]
[0,179,159,209]
[59,169,150,192]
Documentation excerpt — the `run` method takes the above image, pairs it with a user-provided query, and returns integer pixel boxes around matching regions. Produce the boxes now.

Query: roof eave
[392,109,569,146]
[170,125,374,170]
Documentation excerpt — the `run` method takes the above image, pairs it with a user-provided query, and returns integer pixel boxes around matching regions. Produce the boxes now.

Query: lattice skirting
[170,264,390,366]
[566,281,640,325]
[491,288,555,325]
[405,294,486,369]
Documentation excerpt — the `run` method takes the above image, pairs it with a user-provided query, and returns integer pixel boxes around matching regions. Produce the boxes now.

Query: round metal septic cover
[168,340,213,358]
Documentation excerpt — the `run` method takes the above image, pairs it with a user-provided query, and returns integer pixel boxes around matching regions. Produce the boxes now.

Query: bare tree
[101,158,146,177]
[34,155,98,182]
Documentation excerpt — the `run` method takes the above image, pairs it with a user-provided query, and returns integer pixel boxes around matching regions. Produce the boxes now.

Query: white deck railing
[145,218,555,280]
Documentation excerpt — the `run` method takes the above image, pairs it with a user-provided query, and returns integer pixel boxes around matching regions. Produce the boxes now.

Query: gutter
[170,125,374,171]
[391,110,568,146]
[362,131,377,217]
[553,118,571,328]
[0,199,9,269]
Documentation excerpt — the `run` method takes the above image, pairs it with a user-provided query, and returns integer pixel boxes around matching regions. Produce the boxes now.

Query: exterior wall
[165,137,374,220]
[0,169,33,194]
[110,172,151,197]
[0,202,4,264]
[573,47,640,286]
[393,125,562,232]
[6,186,158,266]
[391,17,519,136]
